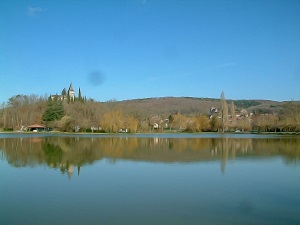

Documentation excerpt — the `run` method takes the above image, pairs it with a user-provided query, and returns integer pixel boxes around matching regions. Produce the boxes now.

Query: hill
[104,97,299,118]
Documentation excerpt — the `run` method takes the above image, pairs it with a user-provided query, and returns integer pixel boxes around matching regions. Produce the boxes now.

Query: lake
[1,133,300,225]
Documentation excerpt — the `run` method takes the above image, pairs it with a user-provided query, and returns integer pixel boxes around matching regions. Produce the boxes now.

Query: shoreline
[0,131,299,136]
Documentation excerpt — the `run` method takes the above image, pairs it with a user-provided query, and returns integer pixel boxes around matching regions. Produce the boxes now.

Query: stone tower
[68,83,75,101]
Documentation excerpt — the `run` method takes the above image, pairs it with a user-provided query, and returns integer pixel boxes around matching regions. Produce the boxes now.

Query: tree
[196,115,211,131]
[78,87,83,102]
[237,117,252,132]
[61,88,66,97]
[58,115,75,132]
[126,115,139,132]
[67,91,70,103]
[171,113,187,131]
[187,115,210,132]
[100,110,124,133]
[220,91,228,132]
[253,115,268,132]
[187,117,198,132]
[0,102,6,128]
[229,101,237,131]
[230,101,236,121]
[6,94,45,129]
[210,115,219,131]
[42,97,64,123]
[280,101,300,132]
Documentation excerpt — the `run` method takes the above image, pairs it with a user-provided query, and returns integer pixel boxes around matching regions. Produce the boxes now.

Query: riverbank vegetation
[1,93,300,133]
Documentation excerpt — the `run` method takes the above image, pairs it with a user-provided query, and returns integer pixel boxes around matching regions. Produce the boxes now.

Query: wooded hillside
[1,95,299,133]
[113,97,294,116]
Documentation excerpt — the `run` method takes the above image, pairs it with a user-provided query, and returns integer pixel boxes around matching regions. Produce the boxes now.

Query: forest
[1,92,300,133]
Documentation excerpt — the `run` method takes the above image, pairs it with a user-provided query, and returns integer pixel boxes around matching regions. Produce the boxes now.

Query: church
[50,83,77,101]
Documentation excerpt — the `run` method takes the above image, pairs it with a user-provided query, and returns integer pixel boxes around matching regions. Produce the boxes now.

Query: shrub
[4,128,14,131]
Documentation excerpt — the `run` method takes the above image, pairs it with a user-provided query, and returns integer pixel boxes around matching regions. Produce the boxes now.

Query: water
[1,133,300,225]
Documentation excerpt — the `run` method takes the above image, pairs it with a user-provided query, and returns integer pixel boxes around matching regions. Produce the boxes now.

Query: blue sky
[1,0,300,103]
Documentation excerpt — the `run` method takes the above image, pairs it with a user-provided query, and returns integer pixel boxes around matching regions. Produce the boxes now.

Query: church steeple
[68,83,75,101]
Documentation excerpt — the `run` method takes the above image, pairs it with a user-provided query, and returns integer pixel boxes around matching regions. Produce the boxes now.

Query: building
[51,83,76,101]
[68,83,75,101]
[27,124,46,132]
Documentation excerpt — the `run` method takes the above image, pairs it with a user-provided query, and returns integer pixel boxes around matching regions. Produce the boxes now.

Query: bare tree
[100,110,124,133]
[220,91,228,132]
[237,117,252,132]
[0,102,6,129]
[230,101,236,130]
[171,113,188,131]
[6,94,46,130]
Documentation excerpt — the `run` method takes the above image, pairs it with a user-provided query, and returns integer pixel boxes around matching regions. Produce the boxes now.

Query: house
[27,124,46,132]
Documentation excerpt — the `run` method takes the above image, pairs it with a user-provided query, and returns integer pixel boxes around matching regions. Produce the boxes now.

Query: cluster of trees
[217,92,300,133]
[252,105,300,132]
[1,92,300,133]
[0,95,47,131]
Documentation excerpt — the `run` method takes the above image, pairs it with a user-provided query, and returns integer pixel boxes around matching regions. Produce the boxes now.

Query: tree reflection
[42,142,63,167]
[0,135,299,176]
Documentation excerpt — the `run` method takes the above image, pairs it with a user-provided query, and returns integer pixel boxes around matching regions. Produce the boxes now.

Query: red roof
[27,124,45,128]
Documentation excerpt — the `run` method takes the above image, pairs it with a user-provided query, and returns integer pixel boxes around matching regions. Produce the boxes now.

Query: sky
[1,0,300,103]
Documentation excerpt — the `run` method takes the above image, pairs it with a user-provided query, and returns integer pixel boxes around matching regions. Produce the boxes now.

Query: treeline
[1,94,300,133]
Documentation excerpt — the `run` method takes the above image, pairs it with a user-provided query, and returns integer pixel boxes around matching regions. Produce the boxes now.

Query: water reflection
[0,136,299,177]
